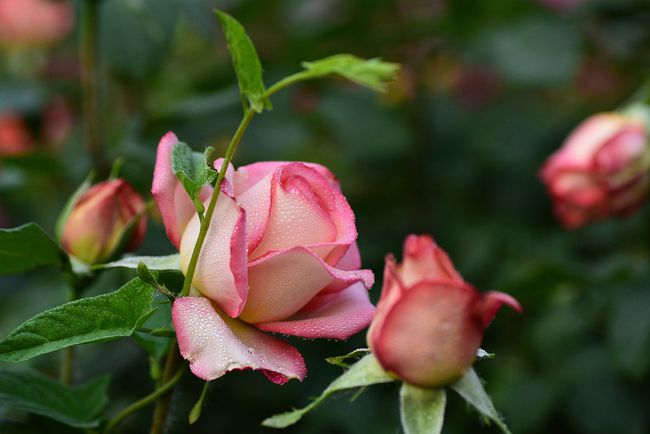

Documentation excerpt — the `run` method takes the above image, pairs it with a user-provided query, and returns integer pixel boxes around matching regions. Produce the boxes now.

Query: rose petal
[320,242,363,293]
[372,281,482,387]
[152,132,212,249]
[236,163,357,261]
[399,235,464,286]
[173,297,306,383]
[180,189,248,318]
[256,282,375,340]
[240,246,374,324]
[475,290,523,328]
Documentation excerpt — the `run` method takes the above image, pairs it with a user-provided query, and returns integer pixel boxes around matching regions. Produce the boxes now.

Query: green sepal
[171,141,218,218]
[399,384,446,434]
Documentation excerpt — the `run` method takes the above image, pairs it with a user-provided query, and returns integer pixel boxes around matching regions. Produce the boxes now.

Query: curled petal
[237,163,356,261]
[474,291,523,328]
[180,190,248,318]
[173,297,306,384]
[240,246,374,324]
[256,282,375,340]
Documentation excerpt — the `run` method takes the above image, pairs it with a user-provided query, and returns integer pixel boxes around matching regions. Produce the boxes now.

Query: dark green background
[1,0,650,433]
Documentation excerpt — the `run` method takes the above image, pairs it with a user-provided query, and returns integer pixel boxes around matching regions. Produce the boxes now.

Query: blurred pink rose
[367,235,521,388]
[0,0,74,48]
[540,113,649,229]
[0,112,34,156]
[152,132,375,384]
[61,179,147,264]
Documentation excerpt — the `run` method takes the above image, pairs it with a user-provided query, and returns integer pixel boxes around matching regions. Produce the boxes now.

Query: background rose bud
[61,179,147,264]
[152,132,375,383]
[367,235,521,388]
[0,111,34,157]
[0,0,74,49]
[540,113,649,229]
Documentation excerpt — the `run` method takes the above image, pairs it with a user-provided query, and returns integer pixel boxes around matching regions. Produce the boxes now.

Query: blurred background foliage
[1,0,650,433]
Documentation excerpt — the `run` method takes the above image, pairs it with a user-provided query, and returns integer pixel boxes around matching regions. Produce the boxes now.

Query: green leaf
[400,384,446,434]
[54,172,94,241]
[325,348,370,368]
[0,224,67,275]
[301,54,400,92]
[0,372,109,428]
[172,142,217,216]
[0,278,155,362]
[262,354,395,428]
[95,254,181,271]
[214,10,268,112]
[450,369,511,434]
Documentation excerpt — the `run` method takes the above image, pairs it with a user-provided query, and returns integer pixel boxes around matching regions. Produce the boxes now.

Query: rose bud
[0,111,34,157]
[61,179,147,265]
[367,235,521,388]
[540,113,650,229]
[0,0,74,49]
[152,132,375,384]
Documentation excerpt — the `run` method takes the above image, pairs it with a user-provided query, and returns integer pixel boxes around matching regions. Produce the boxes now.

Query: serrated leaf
[400,384,446,434]
[262,354,395,428]
[54,172,94,241]
[0,372,109,428]
[325,348,370,368]
[450,369,511,434]
[0,224,67,275]
[301,54,400,92]
[0,278,155,362]
[172,142,217,216]
[95,254,181,271]
[215,10,268,112]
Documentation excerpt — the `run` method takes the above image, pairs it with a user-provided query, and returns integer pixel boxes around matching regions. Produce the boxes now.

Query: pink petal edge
[173,297,306,384]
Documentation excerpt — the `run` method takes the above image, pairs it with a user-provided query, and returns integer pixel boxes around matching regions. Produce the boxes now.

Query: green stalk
[104,366,184,434]
[81,0,108,176]
[148,108,256,434]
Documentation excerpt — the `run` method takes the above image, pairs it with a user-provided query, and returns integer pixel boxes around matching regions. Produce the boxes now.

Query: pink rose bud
[0,112,34,157]
[540,113,649,229]
[367,235,522,388]
[0,0,74,49]
[152,132,375,384]
[61,179,147,264]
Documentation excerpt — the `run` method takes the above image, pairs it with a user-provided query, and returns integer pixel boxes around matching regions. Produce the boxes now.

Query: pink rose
[540,113,649,229]
[367,235,521,388]
[0,0,74,49]
[61,179,147,264]
[152,132,375,384]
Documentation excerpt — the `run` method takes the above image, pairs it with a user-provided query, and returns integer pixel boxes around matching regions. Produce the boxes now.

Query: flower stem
[81,0,108,177]
[148,108,256,434]
[179,107,256,297]
[104,366,184,434]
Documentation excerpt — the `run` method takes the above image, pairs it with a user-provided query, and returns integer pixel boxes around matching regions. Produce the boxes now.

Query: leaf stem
[104,366,185,434]
[263,71,314,99]
[81,0,108,177]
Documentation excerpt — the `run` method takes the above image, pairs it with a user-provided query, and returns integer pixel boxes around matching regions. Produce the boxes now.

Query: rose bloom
[540,113,649,229]
[0,112,34,157]
[367,235,521,388]
[0,0,74,48]
[61,179,147,264]
[152,132,375,383]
